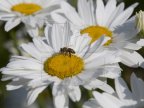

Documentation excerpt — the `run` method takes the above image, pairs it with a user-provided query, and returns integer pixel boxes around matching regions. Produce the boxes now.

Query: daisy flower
[52,0,144,68]
[83,73,144,108]
[1,23,120,108]
[0,0,64,31]
[53,0,138,31]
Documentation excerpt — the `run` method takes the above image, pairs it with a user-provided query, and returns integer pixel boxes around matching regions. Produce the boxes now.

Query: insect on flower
[60,47,75,57]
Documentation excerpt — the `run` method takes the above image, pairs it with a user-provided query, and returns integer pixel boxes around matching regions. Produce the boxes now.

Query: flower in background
[1,23,120,108]
[136,10,144,35]
[53,0,138,32]
[109,18,144,68]
[83,73,144,108]
[136,10,144,47]
[0,0,64,31]
[53,0,144,68]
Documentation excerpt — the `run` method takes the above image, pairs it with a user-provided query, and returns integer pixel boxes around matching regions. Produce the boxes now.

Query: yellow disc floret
[11,3,42,15]
[44,54,84,79]
[81,26,113,45]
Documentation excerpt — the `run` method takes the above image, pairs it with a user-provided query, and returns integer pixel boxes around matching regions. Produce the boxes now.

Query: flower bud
[136,10,144,36]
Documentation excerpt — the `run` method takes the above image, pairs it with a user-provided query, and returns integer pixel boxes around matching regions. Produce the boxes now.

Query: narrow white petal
[115,77,132,100]
[103,0,116,26]
[110,3,137,28]
[119,50,144,68]
[60,1,84,26]
[51,12,67,23]
[95,0,105,26]
[6,85,23,90]
[106,3,125,28]
[51,24,63,52]
[83,99,101,108]
[137,39,144,47]
[84,36,107,59]
[54,94,68,108]
[33,37,54,53]
[21,43,42,60]
[68,86,81,102]
[5,18,21,31]
[124,43,141,50]
[130,73,144,101]
[78,0,95,25]
[27,86,47,105]
[113,18,138,42]
[84,79,114,94]
[93,91,122,108]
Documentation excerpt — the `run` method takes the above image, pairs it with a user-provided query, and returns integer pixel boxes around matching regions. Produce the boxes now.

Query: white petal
[33,37,54,54]
[124,43,141,50]
[110,3,137,28]
[6,85,23,90]
[5,18,21,31]
[84,79,114,94]
[119,50,144,68]
[103,0,116,26]
[63,22,72,47]
[77,70,100,83]
[99,64,121,79]
[51,24,63,52]
[137,39,144,47]
[83,99,101,108]
[60,1,84,26]
[22,16,37,28]
[27,86,47,105]
[69,34,91,55]
[95,0,105,26]
[51,12,67,24]
[115,77,132,100]
[21,43,42,60]
[6,59,42,70]
[93,91,122,108]
[54,94,69,108]
[78,0,95,25]
[130,73,144,101]
[26,26,39,37]
[113,18,138,42]
[68,86,81,102]
[0,13,16,21]
[106,3,125,28]
[85,50,120,68]
[84,36,107,59]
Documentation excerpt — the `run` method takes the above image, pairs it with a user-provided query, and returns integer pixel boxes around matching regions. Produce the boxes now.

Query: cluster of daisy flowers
[0,0,144,108]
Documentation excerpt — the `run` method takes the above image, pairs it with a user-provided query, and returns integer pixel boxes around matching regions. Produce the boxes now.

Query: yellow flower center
[11,3,42,15]
[44,54,84,79]
[80,26,113,45]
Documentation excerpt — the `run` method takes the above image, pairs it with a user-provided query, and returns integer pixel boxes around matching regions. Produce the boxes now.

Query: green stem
[87,90,93,98]
[10,31,21,55]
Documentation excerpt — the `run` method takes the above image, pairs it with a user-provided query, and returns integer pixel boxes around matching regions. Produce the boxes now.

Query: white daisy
[0,0,65,31]
[53,0,138,31]
[52,0,144,68]
[83,73,144,108]
[110,18,144,68]
[1,23,120,108]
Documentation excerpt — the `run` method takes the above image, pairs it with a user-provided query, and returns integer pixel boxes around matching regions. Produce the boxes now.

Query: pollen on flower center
[11,3,42,15]
[44,54,84,79]
[80,26,112,45]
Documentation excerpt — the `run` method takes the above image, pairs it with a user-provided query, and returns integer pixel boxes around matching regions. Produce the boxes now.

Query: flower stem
[10,30,21,55]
